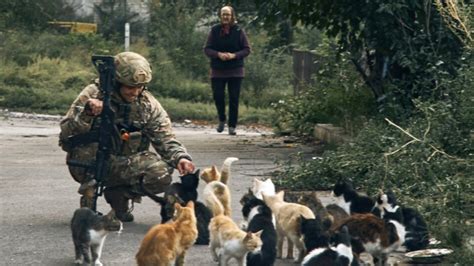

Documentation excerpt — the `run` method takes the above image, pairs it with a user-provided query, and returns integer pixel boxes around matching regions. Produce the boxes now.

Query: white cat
[252,178,275,200]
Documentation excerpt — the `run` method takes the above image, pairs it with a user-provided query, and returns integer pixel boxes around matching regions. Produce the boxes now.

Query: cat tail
[203,181,229,216]
[220,157,239,184]
[139,175,166,206]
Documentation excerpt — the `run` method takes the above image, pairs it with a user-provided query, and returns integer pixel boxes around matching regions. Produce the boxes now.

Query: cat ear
[211,165,218,173]
[186,201,194,209]
[254,230,263,238]
[340,225,349,234]
[254,178,262,184]
[244,232,253,241]
[174,202,182,210]
[276,190,285,200]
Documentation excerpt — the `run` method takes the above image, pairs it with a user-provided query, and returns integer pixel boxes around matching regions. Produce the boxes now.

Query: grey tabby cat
[71,208,122,265]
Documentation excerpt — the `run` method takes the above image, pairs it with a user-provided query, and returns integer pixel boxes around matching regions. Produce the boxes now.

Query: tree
[94,0,144,41]
[255,0,472,116]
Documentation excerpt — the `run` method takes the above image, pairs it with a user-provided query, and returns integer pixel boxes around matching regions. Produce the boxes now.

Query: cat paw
[94,261,103,266]
[73,259,83,264]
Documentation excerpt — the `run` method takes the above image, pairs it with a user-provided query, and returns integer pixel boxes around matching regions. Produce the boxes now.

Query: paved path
[0,115,316,265]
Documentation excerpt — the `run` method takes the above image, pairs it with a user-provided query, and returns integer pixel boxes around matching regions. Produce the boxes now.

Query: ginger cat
[209,214,263,266]
[200,157,238,184]
[136,201,198,266]
[200,157,238,216]
[262,191,315,263]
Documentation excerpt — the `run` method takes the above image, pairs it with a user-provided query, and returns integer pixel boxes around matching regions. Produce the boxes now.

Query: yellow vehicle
[48,21,97,34]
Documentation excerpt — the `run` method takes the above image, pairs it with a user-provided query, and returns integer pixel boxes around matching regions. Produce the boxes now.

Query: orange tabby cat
[209,214,263,266]
[136,201,198,266]
[262,190,315,263]
[200,157,238,184]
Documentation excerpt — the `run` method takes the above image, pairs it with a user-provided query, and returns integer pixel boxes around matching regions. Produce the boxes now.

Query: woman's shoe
[216,121,225,133]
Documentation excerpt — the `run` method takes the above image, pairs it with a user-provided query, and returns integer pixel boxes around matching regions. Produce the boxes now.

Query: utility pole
[123,0,129,51]
[125,22,130,51]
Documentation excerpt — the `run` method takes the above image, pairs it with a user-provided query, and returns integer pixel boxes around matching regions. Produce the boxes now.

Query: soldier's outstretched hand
[177,158,195,176]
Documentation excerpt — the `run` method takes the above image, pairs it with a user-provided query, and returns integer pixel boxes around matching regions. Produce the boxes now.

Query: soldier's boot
[104,187,134,222]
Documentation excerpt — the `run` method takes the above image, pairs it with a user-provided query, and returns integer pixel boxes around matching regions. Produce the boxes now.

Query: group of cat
[242,178,430,266]
[293,181,430,265]
[69,156,430,266]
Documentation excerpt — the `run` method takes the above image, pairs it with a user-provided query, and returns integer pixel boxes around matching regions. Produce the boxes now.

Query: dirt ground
[0,113,319,266]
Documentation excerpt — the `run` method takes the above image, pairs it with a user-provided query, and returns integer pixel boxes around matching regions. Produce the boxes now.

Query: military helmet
[114,52,152,87]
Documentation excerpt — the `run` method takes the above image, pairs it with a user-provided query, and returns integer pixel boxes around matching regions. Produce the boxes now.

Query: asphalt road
[0,114,316,266]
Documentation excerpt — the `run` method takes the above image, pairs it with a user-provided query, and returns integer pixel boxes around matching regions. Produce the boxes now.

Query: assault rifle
[66,55,118,212]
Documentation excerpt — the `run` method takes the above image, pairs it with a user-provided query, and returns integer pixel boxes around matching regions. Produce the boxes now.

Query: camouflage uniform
[59,52,192,220]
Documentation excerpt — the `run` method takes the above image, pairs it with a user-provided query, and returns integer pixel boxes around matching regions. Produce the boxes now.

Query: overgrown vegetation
[257,0,473,263]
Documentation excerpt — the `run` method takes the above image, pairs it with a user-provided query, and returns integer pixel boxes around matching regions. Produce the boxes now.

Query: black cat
[242,194,277,266]
[71,208,122,265]
[300,215,331,253]
[332,181,375,215]
[140,170,200,223]
[139,170,212,245]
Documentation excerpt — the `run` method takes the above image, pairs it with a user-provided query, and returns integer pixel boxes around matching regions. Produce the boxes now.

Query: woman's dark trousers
[211,77,242,128]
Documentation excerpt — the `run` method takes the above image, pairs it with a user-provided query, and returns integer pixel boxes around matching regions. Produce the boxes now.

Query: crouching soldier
[59,52,195,222]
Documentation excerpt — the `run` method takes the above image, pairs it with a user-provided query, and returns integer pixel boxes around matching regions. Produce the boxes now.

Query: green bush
[275,53,474,262]
[272,48,376,136]
[0,55,95,114]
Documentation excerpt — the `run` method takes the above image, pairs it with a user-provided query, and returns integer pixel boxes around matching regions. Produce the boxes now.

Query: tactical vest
[63,91,151,156]
[94,92,150,156]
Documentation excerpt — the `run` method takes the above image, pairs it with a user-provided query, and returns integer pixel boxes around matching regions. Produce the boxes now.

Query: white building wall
[64,0,150,21]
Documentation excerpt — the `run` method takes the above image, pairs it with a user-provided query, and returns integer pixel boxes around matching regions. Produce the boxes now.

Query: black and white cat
[139,170,212,245]
[302,225,358,266]
[331,180,375,215]
[71,208,122,266]
[242,194,277,266]
[373,190,430,251]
